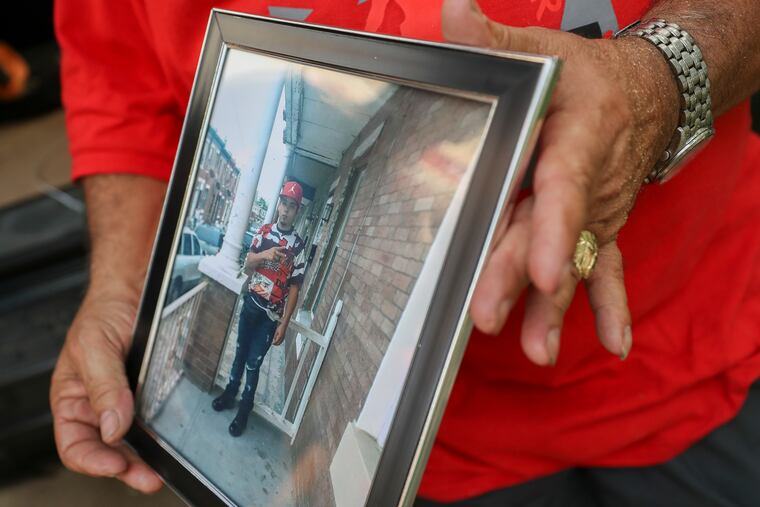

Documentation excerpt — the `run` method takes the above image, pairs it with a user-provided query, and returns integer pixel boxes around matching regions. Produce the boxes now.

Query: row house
[192,126,240,229]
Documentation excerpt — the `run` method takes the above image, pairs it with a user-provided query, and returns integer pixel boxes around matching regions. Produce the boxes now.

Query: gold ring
[573,230,598,279]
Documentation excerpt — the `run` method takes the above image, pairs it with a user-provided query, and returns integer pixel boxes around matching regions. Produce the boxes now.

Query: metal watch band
[617,19,715,183]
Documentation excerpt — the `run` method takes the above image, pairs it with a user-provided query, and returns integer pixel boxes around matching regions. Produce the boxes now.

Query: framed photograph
[126,10,558,507]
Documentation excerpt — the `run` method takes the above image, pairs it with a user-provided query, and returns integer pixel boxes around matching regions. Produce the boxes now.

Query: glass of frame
[126,10,558,507]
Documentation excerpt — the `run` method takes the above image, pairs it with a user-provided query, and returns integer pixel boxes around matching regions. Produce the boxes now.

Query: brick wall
[182,278,239,391]
[138,283,206,422]
[291,87,490,505]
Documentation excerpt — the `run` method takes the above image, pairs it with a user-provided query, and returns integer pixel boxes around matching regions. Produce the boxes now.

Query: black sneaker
[229,402,252,437]
[211,387,237,412]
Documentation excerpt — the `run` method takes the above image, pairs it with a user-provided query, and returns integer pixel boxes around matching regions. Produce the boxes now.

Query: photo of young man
[211,180,306,437]
[128,51,493,505]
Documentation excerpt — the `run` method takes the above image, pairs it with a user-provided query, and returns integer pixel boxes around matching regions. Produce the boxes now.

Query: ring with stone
[573,230,598,280]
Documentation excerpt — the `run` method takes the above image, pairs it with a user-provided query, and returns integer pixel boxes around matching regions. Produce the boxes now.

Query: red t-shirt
[56,0,760,502]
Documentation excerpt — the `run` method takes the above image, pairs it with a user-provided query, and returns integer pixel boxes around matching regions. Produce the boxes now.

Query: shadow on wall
[752,93,760,134]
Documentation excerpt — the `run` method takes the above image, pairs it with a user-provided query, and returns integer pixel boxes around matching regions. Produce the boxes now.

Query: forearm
[83,174,167,302]
[647,0,760,115]
[280,286,300,326]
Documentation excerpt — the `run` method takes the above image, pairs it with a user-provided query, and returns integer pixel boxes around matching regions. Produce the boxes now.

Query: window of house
[307,167,366,314]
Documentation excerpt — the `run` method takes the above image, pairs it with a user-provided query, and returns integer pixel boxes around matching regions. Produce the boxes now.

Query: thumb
[441,0,493,47]
[76,327,135,445]
[441,0,554,53]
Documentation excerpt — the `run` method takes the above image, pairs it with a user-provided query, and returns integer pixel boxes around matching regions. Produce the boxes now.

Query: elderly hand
[50,292,163,493]
[443,0,680,365]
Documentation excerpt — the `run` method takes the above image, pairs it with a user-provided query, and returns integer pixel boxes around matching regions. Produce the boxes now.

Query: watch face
[660,128,715,183]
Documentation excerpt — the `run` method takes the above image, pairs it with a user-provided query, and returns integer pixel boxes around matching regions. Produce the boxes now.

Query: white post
[199,69,286,292]
[263,146,293,225]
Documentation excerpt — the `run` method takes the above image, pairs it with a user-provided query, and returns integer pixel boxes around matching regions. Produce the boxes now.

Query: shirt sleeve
[55,0,182,181]
[249,227,266,253]
[288,243,306,288]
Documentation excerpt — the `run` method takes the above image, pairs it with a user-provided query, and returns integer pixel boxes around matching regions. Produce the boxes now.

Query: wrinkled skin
[447,0,680,365]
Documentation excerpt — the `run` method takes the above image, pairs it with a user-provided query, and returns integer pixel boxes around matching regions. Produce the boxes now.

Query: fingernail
[100,410,120,441]
[620,326,633,361]
[546,328,560,366]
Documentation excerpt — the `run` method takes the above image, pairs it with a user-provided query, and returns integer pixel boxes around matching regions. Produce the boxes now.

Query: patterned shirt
[247,223,305,319]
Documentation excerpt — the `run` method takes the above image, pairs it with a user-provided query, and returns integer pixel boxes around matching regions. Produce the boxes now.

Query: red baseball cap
[279,181,303,206]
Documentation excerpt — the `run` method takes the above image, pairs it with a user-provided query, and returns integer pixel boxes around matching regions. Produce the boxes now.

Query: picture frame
[125,9,558,507]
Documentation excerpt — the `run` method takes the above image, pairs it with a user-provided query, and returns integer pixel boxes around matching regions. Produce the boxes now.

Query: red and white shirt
[248,223,305,319]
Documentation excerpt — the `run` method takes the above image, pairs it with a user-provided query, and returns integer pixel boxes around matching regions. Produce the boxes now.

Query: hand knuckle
[600,248,625,276]
[51,396,67,418]
[59,455,81,473]
[54,398,75,419]
[548,170,591,205]
[89,381,124,408]
[56,441,86,474]
[571,168,593,197]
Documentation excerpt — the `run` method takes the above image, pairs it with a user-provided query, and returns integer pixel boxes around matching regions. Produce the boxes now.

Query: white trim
[290,300,342,443]
[252,402,294,435]
[281,339,311,422]
[329,422,381,507]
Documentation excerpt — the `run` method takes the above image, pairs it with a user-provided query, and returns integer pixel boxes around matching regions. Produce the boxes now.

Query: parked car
[168,228,205,303]
[194,223,224,255]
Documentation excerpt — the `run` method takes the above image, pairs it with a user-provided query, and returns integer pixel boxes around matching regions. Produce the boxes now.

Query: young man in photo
[211,180,306,437]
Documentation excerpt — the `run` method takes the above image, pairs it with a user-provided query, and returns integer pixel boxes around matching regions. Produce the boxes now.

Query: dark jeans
[416,380,760,507]
[226,295,278,406]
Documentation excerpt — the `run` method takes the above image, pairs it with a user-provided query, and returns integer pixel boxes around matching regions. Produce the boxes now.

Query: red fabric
[280,181,304,207]
[56,0,760,502]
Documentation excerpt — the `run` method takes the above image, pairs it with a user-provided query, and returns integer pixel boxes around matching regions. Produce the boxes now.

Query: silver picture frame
[126,9,558,507]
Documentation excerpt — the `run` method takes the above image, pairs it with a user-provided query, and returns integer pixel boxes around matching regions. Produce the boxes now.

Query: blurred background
[0,2,181,505]
[0,2,758,505]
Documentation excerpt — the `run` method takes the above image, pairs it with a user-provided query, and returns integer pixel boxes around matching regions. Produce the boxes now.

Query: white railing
[251,300,343,441]
[141,281,208,422]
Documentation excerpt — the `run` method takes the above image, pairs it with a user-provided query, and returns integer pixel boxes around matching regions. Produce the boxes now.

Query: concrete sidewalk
[152,377,295,507]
